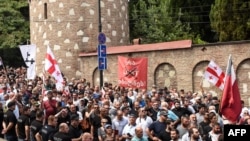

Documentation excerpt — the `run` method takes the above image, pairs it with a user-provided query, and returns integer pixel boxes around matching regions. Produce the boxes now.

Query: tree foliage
[0,0,29,49]
[210,0,250,41]
[129,0,195,44]
[170,0,216,42]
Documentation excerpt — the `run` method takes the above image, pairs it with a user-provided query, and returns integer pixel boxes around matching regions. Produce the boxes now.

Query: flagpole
[218,54,231,116]
[98,0,103,88]
[0,56,10,84]
[199,76,205,96]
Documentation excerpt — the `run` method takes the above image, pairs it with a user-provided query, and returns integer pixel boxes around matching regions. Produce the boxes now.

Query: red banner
[118,56,147,89]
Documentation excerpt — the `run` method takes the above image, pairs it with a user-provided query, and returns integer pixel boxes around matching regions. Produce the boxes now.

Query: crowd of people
[0,66,247,141]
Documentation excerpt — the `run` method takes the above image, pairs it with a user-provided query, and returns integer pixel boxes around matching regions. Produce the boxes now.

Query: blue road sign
[98,57,107,70]
[98,44,107,57]
[98,32,106,44]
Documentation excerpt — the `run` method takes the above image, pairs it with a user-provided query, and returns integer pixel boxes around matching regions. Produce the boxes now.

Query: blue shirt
[131,136,148,141]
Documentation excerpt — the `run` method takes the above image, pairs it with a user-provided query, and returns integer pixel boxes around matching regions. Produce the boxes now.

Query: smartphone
[127,133,132,137]
[114,130,119,135]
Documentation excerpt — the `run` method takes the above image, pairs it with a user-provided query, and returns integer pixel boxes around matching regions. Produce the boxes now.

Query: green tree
[170,0,216,43]
[0,0,30,49]
[210,0,250,41]
[129,0,194,44]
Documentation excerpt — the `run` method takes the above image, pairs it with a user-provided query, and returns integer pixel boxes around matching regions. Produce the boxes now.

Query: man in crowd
[147,111,168,141]
[68,114,83,140]
[16,106,31,141]
[53,123,72,141]
[35,115,57,141]
[30,110,44,141]
[2,101,17,141]
[43,91,57,122]
[131,127,148,141]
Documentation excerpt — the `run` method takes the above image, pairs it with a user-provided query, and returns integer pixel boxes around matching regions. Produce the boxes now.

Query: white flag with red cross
[44,46,63,90]
[204,60,225,90]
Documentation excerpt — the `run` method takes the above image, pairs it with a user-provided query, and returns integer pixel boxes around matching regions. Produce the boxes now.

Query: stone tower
[29,0,130,78]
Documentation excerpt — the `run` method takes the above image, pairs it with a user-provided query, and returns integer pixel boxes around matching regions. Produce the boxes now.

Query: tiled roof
[79,40,192,57]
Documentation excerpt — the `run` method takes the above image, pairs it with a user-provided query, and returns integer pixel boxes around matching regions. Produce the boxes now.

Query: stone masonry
[80,41,250,107]
[29,1,250,106]
[29,0,130,77]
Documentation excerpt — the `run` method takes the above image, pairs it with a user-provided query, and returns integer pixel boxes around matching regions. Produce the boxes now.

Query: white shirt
[208,131,220,141]
[136,116,153,137]
[122,123,137,141]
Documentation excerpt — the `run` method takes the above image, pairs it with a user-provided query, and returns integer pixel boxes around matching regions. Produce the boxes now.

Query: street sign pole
[98,0,103,88]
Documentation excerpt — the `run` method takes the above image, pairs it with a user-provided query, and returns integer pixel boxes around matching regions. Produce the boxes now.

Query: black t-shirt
[53,132,71,141]
[172,107,192,118]
[0,109,4,131]
[3,109,17,136]
[39,124,57,141]
[30,119,43,141]
[148,108,159,121]
[89,113,101,137]
[29,110,36,123]
[158,130,171,141]
[17,114,30,139]
[57,114,70,125]
[68,125,82,139]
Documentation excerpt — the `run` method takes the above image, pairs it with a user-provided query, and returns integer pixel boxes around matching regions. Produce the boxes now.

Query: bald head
[59,123,69,133]
[82,132,93,141]
[135,127,143,138]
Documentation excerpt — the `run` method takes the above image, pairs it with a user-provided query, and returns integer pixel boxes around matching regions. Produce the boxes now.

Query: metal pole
[98,0,103,88]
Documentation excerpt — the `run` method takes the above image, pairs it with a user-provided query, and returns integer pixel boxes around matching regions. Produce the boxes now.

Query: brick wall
[80,41,250,106]
[29,1,250,106]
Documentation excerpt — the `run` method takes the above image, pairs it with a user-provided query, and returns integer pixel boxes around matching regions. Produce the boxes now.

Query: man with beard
[170,129,181,141]
[204,123,222,141]
[43,91,57,122]
[188,127,202,141]
[158,120,174,141]
[172,101,192,119]
[198,112,210,140]
[176,116,190,138]
[16,106,31,141]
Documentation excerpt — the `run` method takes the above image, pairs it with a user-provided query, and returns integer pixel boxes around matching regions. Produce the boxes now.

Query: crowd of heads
[1,66,246,141]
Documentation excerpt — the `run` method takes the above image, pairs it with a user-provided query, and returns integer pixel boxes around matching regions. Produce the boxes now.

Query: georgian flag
[45,46,64,90]
[204,60,225,90]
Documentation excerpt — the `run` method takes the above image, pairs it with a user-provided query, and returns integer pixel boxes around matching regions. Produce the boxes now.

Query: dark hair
[188,127,198,137]
[208,112,216,120]
[197,104,206,110]
[170,129,179,134]
[36,110,44,118]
